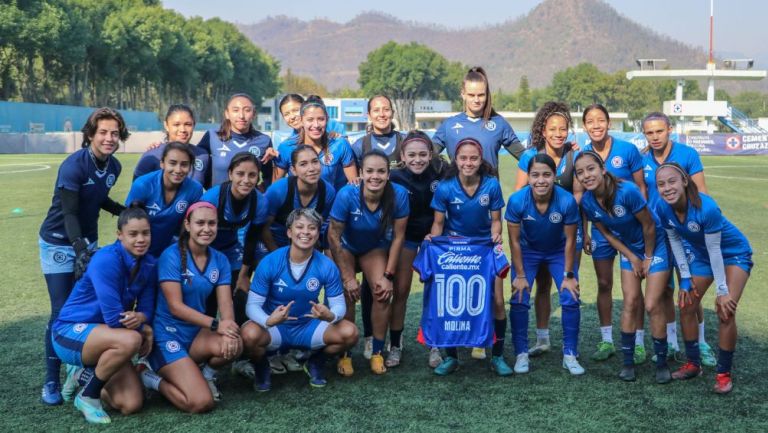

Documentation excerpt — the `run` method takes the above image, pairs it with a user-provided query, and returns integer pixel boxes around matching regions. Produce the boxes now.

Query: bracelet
[383,271,394,281]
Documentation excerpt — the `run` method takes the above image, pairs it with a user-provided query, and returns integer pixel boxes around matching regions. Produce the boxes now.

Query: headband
[402,137,432,150]
[185,201,217,220]
[456,138,483,154]
[546,111,570,122]
[578,150,605,167]
[657,163,688,180]
[300,102,327,116]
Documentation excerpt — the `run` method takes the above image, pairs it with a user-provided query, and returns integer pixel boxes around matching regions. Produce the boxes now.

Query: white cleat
[562,354,586,375]
[514,353,530,374]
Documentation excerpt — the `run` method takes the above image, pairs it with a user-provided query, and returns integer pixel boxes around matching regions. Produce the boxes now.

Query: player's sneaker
[231,359,255,379]
[490,356,514,376]
[370,354,387,375]
[205,376,222,401]
[713,372,733,394]
[40,381,63,406]
[74,393,110,424]
[62,365,82,402]
[590,341,616,361]
[336,355,354,377]
[562,355,585,376]
[656,365,672,384]
[253,360,271,393]
[672,362,702,380]
[363,336,373,360]
[428,348,443,368]
[471,347,487,360]
[434,356,459,376]
[304,358,327,388]
[651,344,680,363]
[514,353,530,374]
[700,341,717,367]
[280,352,303,372]
[618,366,636,382]
[268,355,287,375]
[633,345,647,365]
[385,346,402,368]
[529,340,551,357]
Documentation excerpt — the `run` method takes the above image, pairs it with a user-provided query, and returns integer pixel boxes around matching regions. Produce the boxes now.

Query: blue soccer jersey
[583,137,643,182]
[274,136,355,190]
[125,170,203,257]
[266,177,336,247]
[201,185,269,256]
[504,185,580,253]
[329,183,410,255]
[198,129,273,187]
[39,148,122,245]
[351,131,402,165]
[413,236,510,348]
[274,136,299,172]
[133,142,210,185]
[432,112,521,168]
[154,243,232,342]
[55,240,157,327]
[431,175,505,238]
[643,141,704,206]
[250,247,343,322]
[517,148,577,192]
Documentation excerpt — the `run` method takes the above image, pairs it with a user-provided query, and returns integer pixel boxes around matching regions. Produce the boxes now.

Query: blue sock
[621,332,636,366]
[492,319,506,357]
[81,372,105,399]
[372,338,385,355]
[716,347,734,373]
[561,305,580,356]
[78,367,94,387]
[684,340,701,367]
[309,351,325,366]
[43,273,74,385]
[446,348,458,359]
[509,305,529,355]
[652,337,668,368]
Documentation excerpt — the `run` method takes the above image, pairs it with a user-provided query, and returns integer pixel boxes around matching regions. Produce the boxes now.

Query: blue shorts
[148,323,202,371]
[341,239,390,256]
[589,227,617,260]
[689,252,753,277]
[619,241,671,275]
[266,319,328,351]
[51,322,98,367]
[38,237,96,274]
[575,225,584,253]
[510,249,579,308]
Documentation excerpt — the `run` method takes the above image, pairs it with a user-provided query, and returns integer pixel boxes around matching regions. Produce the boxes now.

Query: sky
[163,0,768,58]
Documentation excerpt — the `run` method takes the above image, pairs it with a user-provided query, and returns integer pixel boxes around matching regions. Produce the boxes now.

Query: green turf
[1,154,767,432]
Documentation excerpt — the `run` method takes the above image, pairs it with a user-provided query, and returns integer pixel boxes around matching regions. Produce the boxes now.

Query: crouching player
[242,209,359,390]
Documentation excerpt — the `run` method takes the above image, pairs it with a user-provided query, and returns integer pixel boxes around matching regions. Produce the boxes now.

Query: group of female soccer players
[37,66,752,424]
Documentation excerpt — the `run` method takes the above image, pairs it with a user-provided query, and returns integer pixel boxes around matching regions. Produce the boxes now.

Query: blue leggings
[44,273,75,384]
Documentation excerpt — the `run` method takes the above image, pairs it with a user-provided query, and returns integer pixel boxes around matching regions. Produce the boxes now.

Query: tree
[517,75,531,111]
[358,41,463,129]
[282,69,328,96]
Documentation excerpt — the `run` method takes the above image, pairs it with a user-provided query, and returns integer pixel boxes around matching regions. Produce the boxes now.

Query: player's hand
[491,232,503,244]
[73,247,97,281]
[217,319,240,339]
[145,141,162,151]
[266,301,298,326]
[221,335,242,360]
[304,301,334,322]
[511,275,530,304]
[569,141,581,152]
[561,277,580,301]
[629,255,644,278]
[715,294,737,321]
[424,233,434,242]
[343,278,360,302]
[261,147,279,164]
[139,325,153,357]
[642,256,652,277]
[582,234,592,255]
[119,311,146,330]
[374,277,393,303]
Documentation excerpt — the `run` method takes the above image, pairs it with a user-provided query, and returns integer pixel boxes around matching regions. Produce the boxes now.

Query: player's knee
[116,331,142,357]
[623,295,641,312]
[596,277,612,293]
[644,298,662,316]
[241,324,267,347]
[341,322,359,346]
[186,395,214,414]
[115,395,143,415]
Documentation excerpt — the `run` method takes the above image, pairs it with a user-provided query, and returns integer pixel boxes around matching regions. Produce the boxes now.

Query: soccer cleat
[40,381,63,406]
[514,353,530,374]
[428,348,443,369]
[280,353,303,372]
[633,345,647,365]
[713,372,733,394]
[471,347,487,360]
[370,354,387,375]
[434,356,459,376]
[363,336,373,360]
[490,356,514,377]
[231,359,255,379]
[268,355,287,375]
[656,365,672,384]
[304,360,327,388]
[253,361,271,393]
[672,362,703,380]
[62,365,82,402]
[529,340,551,357]
[562,355,585,376]
[618,366,636,382]
[385,346,402,368]
[74,394,111,424]
[206,376,222,401]
[651,344,680,363]
[336,355,354,377]
[700,341,717,367]
[590,341,616,361]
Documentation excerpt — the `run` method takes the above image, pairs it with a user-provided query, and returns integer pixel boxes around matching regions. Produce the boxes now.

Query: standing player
[38,107,128,405]
[52,205,155,424]
[387,130,446,368]
[242,209,359,389]
[654,163,752,393]
[505,154,583,375]
[351,95,403,165]
[428,138,511,376]
[575,151,673,383]
[328,150,409,375]
[126,142,203,258]
[142,202,242,409]
[133,104,210,184]
[641,112,716,366]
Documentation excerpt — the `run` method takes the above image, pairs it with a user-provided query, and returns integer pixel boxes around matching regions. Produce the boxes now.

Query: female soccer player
[38,107,128,405]
[141,202,242,409]
[506,154,583,375]
[654,163,752,394]
[579,104,647,363]
[126,142,204,258]
[642,112,716,366]
[575,151,673,383]
[273,95,357,188]
[197,93,277,188]
[279,93,305,135]
[133,104,210,184]
[352,95,404,165]
[387,130,446,368]
[428,138,511,376]
[328,150,409,375]
[432,66,524,170]
[242,209,359,389]
[52,205,155,424]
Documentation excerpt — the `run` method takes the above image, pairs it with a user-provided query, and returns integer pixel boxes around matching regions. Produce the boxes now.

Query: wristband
[679,277,692,293]
[383,271,394,282]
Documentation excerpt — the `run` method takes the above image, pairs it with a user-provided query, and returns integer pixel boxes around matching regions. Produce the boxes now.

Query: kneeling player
[242,209,358,389]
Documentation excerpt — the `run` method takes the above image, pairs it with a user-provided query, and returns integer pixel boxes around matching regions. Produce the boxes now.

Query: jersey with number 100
[413,236,509,348]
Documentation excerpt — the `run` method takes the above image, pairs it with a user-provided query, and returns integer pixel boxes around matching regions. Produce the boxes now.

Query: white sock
[600,326,613,343]
[698,320,706,345]
[140,369,162,391]
[535,328,550,341]
[666,322,679,350]
[201,364,217,380]
[635,330,645,346]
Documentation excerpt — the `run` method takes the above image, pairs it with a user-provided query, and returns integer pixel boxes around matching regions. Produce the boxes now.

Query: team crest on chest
[321,153,334,165]
[175,200,188,214]
[106,174,116,188]
[484,120,497,131]
[479,194,490,206]
[209,269,219,283]
[430,180,439,192]
[549,212,563,224]
[248,146,261,158]
[611,156,624,168]
[194,158,203,171]
[306,277,320,292]
[687,221,701,232]
[613,205,626,217]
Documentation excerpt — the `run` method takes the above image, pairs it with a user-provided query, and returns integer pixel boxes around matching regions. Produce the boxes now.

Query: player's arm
[690,172,707,194]
[428,211,445,240]
[514,169,528,191]
[162,280,219,329]
[490,210,502,244]
[327,219,355,283]
[261,216,278,252]
[632,169,647,200]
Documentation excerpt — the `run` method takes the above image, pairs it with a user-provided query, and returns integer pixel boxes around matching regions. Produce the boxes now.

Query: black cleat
[656,365,672,384]
[619,366,636,382]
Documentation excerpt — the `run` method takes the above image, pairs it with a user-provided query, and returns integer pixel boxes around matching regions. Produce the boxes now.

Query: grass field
[1,154,766,432]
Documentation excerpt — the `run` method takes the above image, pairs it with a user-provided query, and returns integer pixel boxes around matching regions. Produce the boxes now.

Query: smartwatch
[210,318,219,332]
[563,271,575,279]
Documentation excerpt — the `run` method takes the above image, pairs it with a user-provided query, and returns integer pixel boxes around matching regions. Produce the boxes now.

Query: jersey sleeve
[351,137,364,163]
[563,193,580,225]
[500,121,524,159]
[431,122,446,153]
[700,195,725,234]
[265,180,286,217]
[337,138,355,167]
[250,257,272,297]
[393,185,410,219]
[135,261,158,324]
[89,251,128,328]
[580,195,597,222]
[323,183,337,218]
[517,150,532,171]
[133,153,160,180]
[252,191,270,225]
[329,187,351,222]
[504,193,522,224]
[124,176,148,207]
[625,183,647,215]
[625,144,644,173]
[685,147,704,176]
[189,180,204,203]
[200,186,219,206]
[197,131,212,153]
[430,181,448,213]
[323,259,343,298]
[489,179,505,211]
[157,247,182,283]
[412,241,433,282]
[56,157,84,192]
[216,252,232,286]
[274,142,292,170]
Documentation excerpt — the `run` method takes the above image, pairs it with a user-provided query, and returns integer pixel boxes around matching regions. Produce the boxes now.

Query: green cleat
[434,356,459,376]
[490,356,514,377]
[590,341,616,361]
[74,394,111,424]
[633,345,647,365]
[700,341,717,367]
